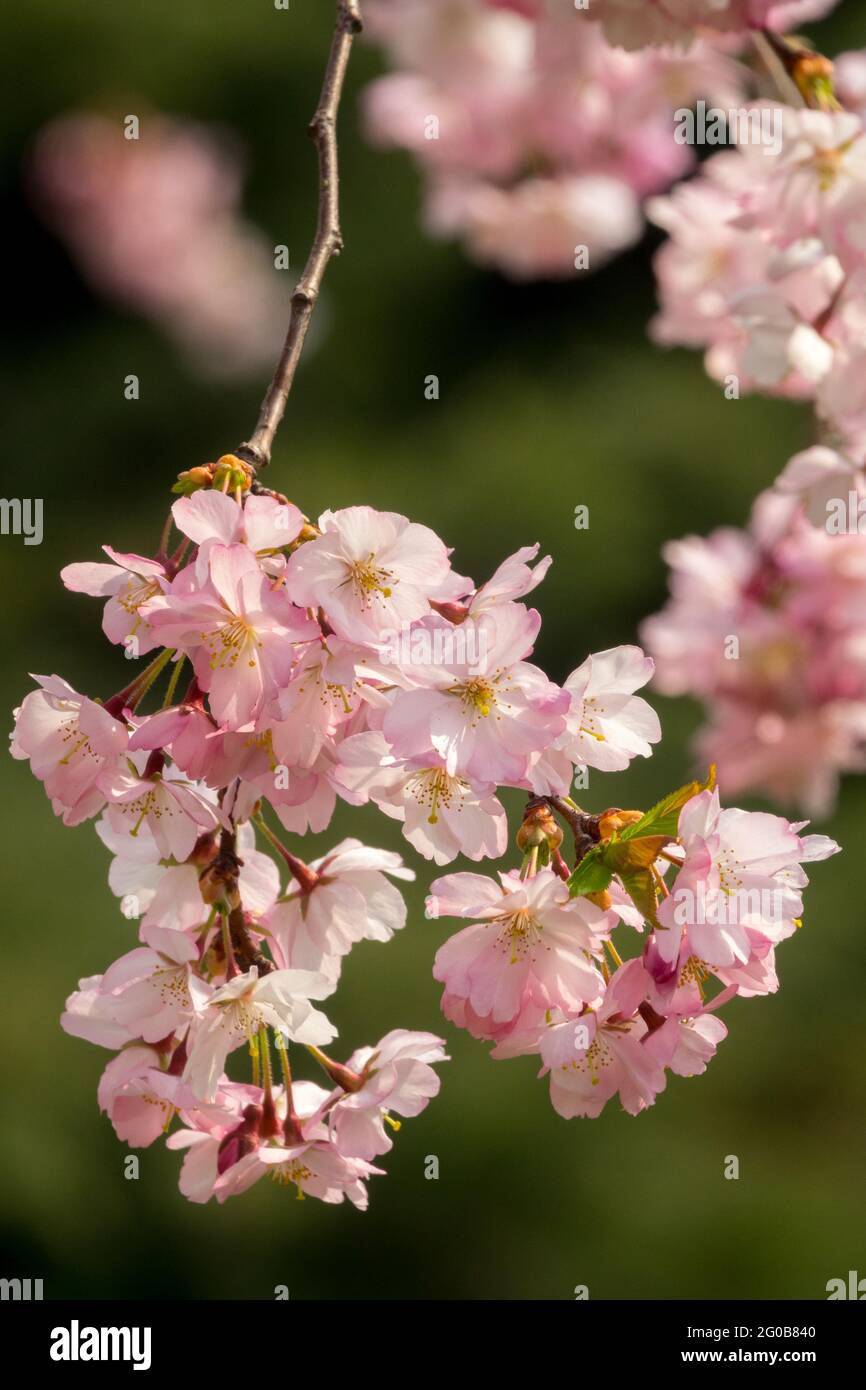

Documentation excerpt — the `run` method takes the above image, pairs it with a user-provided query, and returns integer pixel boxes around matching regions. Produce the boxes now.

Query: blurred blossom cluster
[645,37,866,814]
[565,0,839,52]
[30,112,287,377]
[649,86,866,472]
[362,0,752,278]
[643,491,866,816]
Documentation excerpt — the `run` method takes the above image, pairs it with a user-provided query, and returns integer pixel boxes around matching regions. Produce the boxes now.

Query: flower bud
[586,890,612,911]
[172,465,214,496]
[212,454,254,493]
[596,808,643,841]
[517,803,563,852]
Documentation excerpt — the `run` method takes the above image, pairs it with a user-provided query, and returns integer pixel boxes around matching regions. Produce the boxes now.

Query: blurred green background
[2,0,864,1301]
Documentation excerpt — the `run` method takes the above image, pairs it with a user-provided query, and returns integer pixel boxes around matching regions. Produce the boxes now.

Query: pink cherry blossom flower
[642,490,866,813]
[184,967,337,1101]
[169,1080,382,1206]
[382,606,568,784]
[61,974,137,1050]
[142,543,318,727]
[10,674,128,825]
[427,174,643,280]
[171,489,305,575]
[554,645,661,774]
[269,637,366,770]
[98,758,223,862]
[464,543,551,617]
[61,548,168,655]
[653,789,840,973]
[587,0,838,51]
[328,1030,449,1161]
[429,867,610,1037]
[365,1,752,278]
[285,505,454,643]
[165,1081,268,1202]
[30,111,287,378]
[239,1140,382,1207]
[539,959,667,1119]
[97,1046,188,1148]
[335,730,508,865]
[774,444,866,527]
[97,924,211,1043]
[264,838,413,971]
[642,1011,728,1078]
[127,701,227,786]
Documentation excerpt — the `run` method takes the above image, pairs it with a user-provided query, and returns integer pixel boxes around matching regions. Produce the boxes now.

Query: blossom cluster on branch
[9,0,850,1212]
[11,461,838,1200]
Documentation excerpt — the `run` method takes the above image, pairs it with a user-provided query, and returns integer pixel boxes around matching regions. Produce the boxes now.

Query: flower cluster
[572,0,838,52]
[363,0,749,278]
[649,71,866,484]
[642,490,866,815]
[427,774,837,1118]
[30,112,286,378]
[12,456,839,1178]
[644,35,866,812]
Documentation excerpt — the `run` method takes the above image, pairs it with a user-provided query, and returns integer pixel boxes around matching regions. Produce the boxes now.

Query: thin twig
[237,0,363,473]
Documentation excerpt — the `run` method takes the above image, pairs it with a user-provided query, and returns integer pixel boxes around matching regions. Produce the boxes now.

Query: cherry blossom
[652,788,840,973]
[30,111,287,377]
[327,1030,449,1161]
[10,675,128,826]
[539,959,667,1120]
[364,0,752,278]
[382,607,568,784]
[264,838,413,972]
[61,548,168,655]
[16,0,851,1191]
[429,868,610,1036]
[284,505,455,643]
[335,730,509,865]
[184,967,337,1102]
[143,544,319,727]
[642,491,866,813]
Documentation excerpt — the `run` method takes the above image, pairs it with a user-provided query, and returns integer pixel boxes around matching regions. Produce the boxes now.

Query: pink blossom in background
[649,102,866,462]
[30,112,288,377]
[641,490,866,814]
[363,0,751,278]
[583,0,839,51]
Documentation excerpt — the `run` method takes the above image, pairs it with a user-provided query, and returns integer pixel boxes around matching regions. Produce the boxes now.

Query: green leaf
[567,847,613,897]
[616,867,661,929]
[619,766,715,843]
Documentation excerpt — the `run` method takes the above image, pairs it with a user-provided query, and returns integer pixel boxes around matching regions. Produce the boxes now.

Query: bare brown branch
[237,0,363,473]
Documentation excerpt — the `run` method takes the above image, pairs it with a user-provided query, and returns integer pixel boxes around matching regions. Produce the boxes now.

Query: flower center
[407,767,466,824]
[270,1159,312,1197]
[342,555,394,606]
[203,617,260,671]
[119,575,161,617]
[449,676,497,721]
[494,907,542,964]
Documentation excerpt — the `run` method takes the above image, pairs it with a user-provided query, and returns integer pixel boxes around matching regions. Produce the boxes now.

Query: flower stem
[161,654,186,709]
[255,814,319,893]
